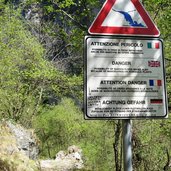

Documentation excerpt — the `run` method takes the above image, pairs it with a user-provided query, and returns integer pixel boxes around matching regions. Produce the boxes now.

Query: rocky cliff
[0,121,84,171]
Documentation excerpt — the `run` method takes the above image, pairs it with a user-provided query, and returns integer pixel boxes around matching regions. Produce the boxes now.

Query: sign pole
[123,119,133,171]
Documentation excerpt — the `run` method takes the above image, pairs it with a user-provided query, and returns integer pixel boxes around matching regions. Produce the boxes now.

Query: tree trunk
[113,120,122,171]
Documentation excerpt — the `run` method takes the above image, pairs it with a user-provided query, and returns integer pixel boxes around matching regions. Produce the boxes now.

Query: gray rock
[6,121,39,160]
[0,122,84,171]
[40,145,84,171]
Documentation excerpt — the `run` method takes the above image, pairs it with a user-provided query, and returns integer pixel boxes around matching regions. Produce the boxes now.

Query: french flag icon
[149,80,162,86]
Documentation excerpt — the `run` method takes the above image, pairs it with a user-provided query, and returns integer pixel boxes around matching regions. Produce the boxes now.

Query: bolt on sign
[84,36,168,119]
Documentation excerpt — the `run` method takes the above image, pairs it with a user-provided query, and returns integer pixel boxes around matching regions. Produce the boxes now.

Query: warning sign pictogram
[88,0,160,37]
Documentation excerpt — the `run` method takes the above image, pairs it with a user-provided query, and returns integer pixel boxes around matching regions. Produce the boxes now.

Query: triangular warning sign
[88,0,160,37]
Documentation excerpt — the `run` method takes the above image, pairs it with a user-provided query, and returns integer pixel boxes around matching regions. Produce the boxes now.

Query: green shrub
[33,98,115,170]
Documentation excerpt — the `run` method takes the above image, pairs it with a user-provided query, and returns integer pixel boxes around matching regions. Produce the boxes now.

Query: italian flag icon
[147,42,160,49]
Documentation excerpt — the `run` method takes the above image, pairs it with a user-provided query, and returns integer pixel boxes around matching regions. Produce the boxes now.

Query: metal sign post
[84,36,168,170]
[123,120,133,171]
[85,0,167,170]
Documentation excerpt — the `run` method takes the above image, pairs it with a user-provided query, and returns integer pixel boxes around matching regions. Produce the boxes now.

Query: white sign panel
[84,36,168,119]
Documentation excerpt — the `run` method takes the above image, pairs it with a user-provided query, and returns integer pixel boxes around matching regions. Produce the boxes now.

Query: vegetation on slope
[0,0,170,170]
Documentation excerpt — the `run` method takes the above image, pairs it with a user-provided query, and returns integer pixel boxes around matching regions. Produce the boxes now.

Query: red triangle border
[88,0,160,37]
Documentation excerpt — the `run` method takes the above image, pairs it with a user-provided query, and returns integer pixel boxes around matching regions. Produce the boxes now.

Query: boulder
[0,121,39,171]
[0,121,84,171]
[40,145,84,171]
[6,121,39,160]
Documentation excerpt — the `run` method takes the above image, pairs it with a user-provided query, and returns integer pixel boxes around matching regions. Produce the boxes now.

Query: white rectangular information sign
[84,36,168,119]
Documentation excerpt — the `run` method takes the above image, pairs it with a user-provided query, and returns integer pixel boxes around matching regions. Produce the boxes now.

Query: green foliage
[133,119,171,171]
[58,0,76,8]
[33,98,115,170]
[0,7,42,122]
[0,6,76,125]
